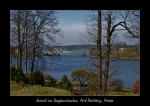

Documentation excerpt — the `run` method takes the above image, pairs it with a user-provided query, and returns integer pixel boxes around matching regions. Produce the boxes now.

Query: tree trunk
[25,13,28,75]
[19,46,22,70]
[103,13,111,95]
[25,31,28,75]
[16,48,19,68]
[31,45,36,74]
[16,10,23,70]
[17,11,21,69]
[97,10,103,95]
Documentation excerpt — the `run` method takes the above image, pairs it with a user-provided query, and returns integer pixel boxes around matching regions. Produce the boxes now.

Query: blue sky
[54,10,139,45]
[55,10,90,45]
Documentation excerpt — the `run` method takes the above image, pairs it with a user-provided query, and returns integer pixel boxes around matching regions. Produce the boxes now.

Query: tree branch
[110,21,139,38]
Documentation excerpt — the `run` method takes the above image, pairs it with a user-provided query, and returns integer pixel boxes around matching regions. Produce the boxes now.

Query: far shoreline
[111,58,140,60]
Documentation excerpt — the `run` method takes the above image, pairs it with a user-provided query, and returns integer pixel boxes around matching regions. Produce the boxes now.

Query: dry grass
[10,81,72,96]
[107,89,135,96]
[10,81,136,96]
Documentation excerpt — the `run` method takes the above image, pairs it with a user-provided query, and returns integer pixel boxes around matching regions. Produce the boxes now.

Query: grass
[10,81,136,96]
[107,89,135,96]
[70,87,135,96]
[10,81,72,96]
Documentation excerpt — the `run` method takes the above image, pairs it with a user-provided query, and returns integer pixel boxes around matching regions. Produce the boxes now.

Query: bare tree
[85,10,140,95]
[103,12,111,94]
[10,10,61,75]
[21,10,32,74]
[29,10,60,74]
[10,10,27,70]
[97,10,103,95]
[103,10,140,94]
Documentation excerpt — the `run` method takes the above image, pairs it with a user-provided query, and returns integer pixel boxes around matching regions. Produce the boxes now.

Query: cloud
[60,23,86,34]
[55,22,87,45]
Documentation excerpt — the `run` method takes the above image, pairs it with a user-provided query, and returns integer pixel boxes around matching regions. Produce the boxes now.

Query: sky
[54,10,90,45]
[52,10,140,45]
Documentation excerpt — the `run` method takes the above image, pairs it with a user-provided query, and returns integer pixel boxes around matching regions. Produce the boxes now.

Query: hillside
[10,81,136,96]
[10,81,72,96]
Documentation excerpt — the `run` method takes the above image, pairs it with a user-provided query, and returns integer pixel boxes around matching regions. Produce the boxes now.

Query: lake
[10,55,140,88]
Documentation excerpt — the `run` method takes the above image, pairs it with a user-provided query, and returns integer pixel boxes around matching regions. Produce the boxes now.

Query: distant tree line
[89,45,140,59]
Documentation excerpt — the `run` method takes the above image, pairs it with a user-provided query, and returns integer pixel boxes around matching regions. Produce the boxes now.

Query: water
[10,55,140,88]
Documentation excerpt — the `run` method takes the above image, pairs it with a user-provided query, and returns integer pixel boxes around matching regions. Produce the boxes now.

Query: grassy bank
[107,89,135,96]
[10,81,72,96]
[111,57,140,60]
[10,81,136,96]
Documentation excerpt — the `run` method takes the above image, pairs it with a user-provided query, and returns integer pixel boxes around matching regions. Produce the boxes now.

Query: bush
[24,74,34,84]
[33,71,45,86]
[61,75,68,83]
[109,78,124,91]
[44,75,56,87]
[24,71,45,86]
[62,80,72,91]
[56,80,63,88]
[11,66,25,82]
[45,80,56,87]
[131,80,140,94]
[57,75,72,91]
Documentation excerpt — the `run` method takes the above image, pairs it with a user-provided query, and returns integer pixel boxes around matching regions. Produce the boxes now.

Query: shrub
[58,75,72,91]
[109,78,124,91]
[61,75,68,83]
[56,80,63,88]
[45,80,56,87]
[131,80,140,94]
[44,74,56,87]
[11,66,25,82]
[33,71,45,86]
[62,80,72,91]
[71,69,92,87]
[11,66,17,81]
[24,71,45,86]
[24,74,34,84]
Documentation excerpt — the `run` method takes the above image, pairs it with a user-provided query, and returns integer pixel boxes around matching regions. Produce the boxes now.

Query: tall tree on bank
[29,10,60,74]
[25,12,28,75]
[10,10,61,74]
[97,10,103,95]
[23,11,31,75]
[11,10,33,73]
[85,10,140,95]
[85,11,103,95]
[16,11,22,69]
[103,12,111,94]
[103,10,140,94]
[10,10,26,70]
